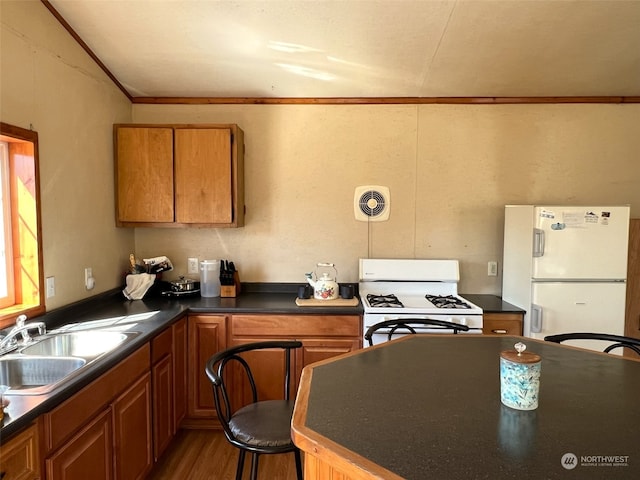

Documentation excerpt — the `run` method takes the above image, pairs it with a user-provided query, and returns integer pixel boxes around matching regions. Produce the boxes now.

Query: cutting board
[295,297,360,307]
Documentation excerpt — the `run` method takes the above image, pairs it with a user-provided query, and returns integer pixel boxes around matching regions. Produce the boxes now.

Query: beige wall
[1,0,134,310]
[132,103,640,293]
[2,1,639,309]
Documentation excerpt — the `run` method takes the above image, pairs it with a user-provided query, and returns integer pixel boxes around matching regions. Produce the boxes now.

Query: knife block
[220,271,241,297]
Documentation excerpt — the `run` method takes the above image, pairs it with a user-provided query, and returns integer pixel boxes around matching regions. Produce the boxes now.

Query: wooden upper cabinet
[115,127,174,223]
[175,128,232,224]
[114,124,244,227]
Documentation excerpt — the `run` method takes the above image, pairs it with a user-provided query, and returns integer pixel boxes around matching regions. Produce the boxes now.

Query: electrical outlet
[188,257,199,274]
[488,261,498,277]
[46,276,55,298]
[85,267,95,290]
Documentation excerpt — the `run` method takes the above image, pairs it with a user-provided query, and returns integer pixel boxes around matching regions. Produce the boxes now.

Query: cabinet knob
[492,329,508,334]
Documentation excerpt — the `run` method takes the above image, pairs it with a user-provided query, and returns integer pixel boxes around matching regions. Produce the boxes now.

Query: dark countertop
[461,293,525,314]
[293,335,640,479]
[0,285,519,441]
[1,283,362,441]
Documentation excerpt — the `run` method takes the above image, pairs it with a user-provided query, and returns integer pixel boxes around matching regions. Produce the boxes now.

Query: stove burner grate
[366,294,404,308]
[425,294,471,309]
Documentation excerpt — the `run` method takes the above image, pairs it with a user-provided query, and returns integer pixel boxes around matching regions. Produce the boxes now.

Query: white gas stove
[359,259,483,346]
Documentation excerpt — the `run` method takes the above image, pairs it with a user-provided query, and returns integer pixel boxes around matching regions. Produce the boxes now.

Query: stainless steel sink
[0,329,140,395]
[20,331,129,359]
[0,356,86,394]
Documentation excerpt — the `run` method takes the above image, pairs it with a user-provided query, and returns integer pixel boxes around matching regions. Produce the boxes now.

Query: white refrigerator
[502,205,630,352]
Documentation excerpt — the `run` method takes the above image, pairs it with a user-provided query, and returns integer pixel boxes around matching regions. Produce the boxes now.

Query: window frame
[0,140,16,308]
[0,122,45,328]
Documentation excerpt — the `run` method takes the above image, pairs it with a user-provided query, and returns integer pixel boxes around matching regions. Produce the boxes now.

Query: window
[0,122,44,328]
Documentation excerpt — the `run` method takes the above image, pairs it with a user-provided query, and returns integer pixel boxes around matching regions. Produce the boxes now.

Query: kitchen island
[292,335,640,479]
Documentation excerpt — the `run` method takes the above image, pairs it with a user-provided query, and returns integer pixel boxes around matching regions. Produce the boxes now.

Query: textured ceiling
[46,0,640,99]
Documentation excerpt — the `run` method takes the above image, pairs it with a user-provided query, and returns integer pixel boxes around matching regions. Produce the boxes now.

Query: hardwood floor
[147,429,301,480]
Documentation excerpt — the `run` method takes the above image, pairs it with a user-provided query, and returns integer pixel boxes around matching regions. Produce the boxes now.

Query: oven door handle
[366,318,471,334]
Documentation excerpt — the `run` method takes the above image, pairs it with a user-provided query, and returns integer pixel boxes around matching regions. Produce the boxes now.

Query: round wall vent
[354,186,390,222]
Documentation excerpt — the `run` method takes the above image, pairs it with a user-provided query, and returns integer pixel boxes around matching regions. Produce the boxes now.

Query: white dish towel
[123,273,156,300]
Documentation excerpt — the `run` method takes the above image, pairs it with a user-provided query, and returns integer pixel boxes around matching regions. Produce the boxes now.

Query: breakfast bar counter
[292,335,640,479]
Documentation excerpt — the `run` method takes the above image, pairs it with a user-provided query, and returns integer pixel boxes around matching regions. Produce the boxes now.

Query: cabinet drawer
[232,315,361,337]
[483,314,523,335]
[151,326,173,364]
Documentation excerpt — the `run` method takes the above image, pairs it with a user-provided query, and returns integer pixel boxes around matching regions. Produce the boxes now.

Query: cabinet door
[229,315,362,405]
[172,317,188,430]
[112,373,152,480]
[299,339,360,367]
[115,127,174,223]
[0,423,40,480]
[46,408,112,480]
[227,338,360,407]
[228,339,294,406]
[174,128,232,224]
[187,315,227,419]
[297,338,360,380]
[152,354,173,461]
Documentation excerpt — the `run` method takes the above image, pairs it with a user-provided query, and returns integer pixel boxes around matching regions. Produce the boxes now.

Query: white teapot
[305,263,339,300]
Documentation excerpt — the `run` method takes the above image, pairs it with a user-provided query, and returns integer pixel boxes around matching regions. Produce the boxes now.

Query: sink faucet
[0,314,46,350]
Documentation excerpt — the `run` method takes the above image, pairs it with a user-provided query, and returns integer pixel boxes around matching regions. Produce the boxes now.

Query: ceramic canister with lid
[500,342,541,410]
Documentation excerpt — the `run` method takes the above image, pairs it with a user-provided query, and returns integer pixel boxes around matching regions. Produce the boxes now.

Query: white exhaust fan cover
[354,185,390,222]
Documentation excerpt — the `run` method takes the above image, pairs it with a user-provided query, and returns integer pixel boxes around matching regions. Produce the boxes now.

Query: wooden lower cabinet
[2,312,362,478]
[229,315,362,405]
[225,340,295,406]
[2,317,191,480]
[183,314,361,425]
[45,373,153,480]
[225,336,361,408]
[185,315,227,427]
[482,312,523,335]
[113,373,153,480]
[151,317,189,455]
[151,327,174,461]
[43,345,151,480]
[172,317,188,430]
[298,338,360,379]
[45,409,113,480]
[0,422,40,480]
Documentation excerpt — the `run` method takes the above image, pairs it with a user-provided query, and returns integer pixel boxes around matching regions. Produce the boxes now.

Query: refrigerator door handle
[532,228,545,257]
[531,304,543,333]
